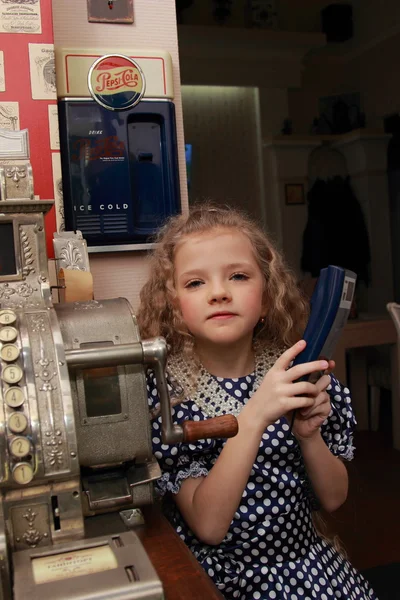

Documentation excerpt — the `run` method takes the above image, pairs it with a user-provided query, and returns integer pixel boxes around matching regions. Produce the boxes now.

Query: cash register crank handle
[181,414,238,443]
[64,336,239,445]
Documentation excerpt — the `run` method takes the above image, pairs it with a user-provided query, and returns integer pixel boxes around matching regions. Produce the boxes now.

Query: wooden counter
[140,506,223,600]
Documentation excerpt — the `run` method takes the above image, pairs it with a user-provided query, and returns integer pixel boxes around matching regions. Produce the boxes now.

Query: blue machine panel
[58,99,181,247]
[288,265,357,432]
[292,265,356,367]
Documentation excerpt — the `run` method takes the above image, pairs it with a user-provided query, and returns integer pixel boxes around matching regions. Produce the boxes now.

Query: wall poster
[28,43,56,100]
[0,0,42,34]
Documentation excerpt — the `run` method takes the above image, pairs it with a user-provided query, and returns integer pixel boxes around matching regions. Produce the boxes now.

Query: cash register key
[5,387,24,408]
[12,463,34,485]
[2,364,23,384]
[0,327,18,343]
[0,310,17,326]
[8,412,28,434]
[0,344,20,362]
[9,436,30,459]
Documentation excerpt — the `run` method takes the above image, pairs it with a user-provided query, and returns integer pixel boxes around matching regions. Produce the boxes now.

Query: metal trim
[0,215,24,282]
[87,242,156,253]
[87,54,146,112]
[0,129,30,160]
[58,96,170,103]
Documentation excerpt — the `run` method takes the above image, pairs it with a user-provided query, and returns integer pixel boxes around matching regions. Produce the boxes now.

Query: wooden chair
[387,303,400,336]
[365,302,400,431]
[368,359,391,431]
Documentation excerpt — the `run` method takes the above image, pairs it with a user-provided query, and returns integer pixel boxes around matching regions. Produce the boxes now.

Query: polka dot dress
[148,372,377,600]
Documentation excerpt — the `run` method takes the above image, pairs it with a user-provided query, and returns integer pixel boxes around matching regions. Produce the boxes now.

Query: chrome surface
[0,163,34,201]
[119,508,145,528]
[53,231,90,272]
[55,298,154,469]
[65,342,143,369]
[0,211,51,303]
[87,242,156,253]
[0,184,168,598]
[13,530,164,600]
[142,338,183,444]
[0,129,29,160]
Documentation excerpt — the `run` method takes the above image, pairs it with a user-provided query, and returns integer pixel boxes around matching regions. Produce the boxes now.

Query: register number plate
[32,544,118,584]
[13,530,164,600]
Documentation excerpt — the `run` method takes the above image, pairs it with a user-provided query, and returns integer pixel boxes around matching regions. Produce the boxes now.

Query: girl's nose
[208,282,232,304]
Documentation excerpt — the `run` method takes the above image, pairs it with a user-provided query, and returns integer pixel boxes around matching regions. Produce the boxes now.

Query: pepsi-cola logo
[88,54,145,111]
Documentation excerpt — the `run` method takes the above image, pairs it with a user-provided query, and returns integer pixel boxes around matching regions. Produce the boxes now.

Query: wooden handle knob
[182,414,238,443]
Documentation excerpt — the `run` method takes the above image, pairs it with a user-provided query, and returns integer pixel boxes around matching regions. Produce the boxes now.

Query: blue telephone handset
[289,265,357,430]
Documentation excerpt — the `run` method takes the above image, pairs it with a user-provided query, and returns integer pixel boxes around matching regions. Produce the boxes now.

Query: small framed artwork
[87,0,134,24]
[285,183,305,206]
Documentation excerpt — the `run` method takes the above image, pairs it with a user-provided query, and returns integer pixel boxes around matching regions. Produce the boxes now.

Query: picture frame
[285,183,305,206]
[318,92,363,135]
[87,0,134,24]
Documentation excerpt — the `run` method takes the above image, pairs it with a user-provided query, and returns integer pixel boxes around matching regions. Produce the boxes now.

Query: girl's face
[174,228,265,352]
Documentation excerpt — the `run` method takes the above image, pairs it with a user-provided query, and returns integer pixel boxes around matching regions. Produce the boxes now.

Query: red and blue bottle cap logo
[88,54,146,111]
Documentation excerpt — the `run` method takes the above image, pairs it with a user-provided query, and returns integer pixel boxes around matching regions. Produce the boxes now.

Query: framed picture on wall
[87,0,134,24]
[285,183,305,206]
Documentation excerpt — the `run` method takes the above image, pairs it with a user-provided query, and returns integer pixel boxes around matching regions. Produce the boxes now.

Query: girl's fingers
[300,404,329,420]
[325,359,336,374]
[300,394,330,418]
[286,360,329,383]
[274,340,307,370]
[306,414,327,429]
[273,341,329,383]
[285,397,315,423]
[286,395,315,411]
[315,374,331,393]
[289,381,319,397]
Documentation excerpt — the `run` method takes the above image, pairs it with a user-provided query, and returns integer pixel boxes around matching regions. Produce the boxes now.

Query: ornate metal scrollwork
[35,354,57,392]
[5,166,26,187]
[73,300,103,310]
[20,229,35,276]
[19,508,48,548]
[45,429,64,467]
[0,282,37,303]
[30,315,46,332]
[59,240,84,270]
[0,283,16,301]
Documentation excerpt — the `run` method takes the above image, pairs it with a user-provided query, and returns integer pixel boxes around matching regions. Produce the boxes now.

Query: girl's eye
[231,273,249,281]
[185,279,203,289]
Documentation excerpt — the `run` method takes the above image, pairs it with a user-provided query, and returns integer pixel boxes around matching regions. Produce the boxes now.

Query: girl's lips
[208,313,236,320]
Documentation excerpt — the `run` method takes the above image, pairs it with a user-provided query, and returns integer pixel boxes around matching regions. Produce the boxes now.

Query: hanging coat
[301,176,371,285]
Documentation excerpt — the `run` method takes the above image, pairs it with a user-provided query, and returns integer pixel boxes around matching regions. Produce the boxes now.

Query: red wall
[1,0,56,257]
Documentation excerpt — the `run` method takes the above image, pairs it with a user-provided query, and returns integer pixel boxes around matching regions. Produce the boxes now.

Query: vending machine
[55,49,181,251]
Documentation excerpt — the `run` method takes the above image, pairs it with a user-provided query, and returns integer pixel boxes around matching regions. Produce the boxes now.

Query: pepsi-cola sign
[88,54,145,111]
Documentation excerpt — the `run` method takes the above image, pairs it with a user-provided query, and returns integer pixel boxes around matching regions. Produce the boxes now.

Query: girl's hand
[246,340,328,430]
[291,371,333,441]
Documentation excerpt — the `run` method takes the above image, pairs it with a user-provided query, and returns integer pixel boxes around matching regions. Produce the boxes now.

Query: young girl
[138,204,376,600]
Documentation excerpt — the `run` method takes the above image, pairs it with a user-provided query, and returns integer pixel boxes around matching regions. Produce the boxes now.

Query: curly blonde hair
[138,203,347,556]
[137,203,309,360]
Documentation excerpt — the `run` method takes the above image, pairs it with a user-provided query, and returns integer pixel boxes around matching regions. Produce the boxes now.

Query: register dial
[0,327,18,343]
[2,364,23,384]
[5,387,24,408]
[12,462,34,485]
[8,412,28,434]
[0,310,16,326]
[9,436,30,459]
[0,344,20,362]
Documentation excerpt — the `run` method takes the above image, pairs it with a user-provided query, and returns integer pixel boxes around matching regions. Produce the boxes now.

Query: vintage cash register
[0,129,237,599]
